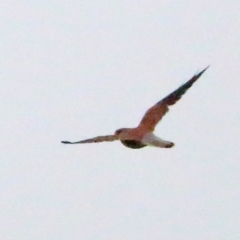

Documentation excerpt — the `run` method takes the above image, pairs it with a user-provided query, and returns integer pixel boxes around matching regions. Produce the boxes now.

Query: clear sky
[0,1,240,239]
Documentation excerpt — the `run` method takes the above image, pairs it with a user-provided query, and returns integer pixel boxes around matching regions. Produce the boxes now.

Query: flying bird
[62,67,209,149]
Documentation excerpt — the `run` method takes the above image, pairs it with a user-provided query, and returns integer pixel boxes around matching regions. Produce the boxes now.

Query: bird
[62,66,209,149]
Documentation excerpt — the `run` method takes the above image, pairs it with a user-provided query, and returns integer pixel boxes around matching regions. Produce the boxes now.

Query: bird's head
[114,128,131,139]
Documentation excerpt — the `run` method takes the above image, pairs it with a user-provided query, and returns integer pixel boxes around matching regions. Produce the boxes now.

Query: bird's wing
[61,135,118,144]
[138,66,209,131]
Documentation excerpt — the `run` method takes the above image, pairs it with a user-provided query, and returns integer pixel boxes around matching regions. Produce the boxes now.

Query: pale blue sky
[0,1,240,239]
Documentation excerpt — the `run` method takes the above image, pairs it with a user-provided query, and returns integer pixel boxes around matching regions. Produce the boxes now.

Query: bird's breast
[120,140,147,149]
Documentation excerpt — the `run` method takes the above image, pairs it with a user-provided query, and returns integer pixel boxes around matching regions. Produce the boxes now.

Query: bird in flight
[62,67,209,149]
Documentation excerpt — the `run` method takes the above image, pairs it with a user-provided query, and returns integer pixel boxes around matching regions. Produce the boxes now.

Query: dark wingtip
[61,141,72,144]
[203,65,210,72]
[198,65,210,76]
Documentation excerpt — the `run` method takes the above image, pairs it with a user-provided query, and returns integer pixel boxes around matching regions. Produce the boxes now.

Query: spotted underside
[121,140,147,149]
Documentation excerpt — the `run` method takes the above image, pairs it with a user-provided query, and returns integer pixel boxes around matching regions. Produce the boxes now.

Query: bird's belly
[120,140,147,149]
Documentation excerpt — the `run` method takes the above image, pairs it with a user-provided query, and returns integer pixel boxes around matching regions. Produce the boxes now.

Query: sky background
[0,0,240,239]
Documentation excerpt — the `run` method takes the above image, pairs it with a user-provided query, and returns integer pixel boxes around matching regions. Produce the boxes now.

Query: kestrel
[62,67,209,149]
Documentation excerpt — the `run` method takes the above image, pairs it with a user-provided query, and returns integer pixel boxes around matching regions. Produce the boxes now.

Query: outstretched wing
[138,66,209,131]
[61,135,118,144]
